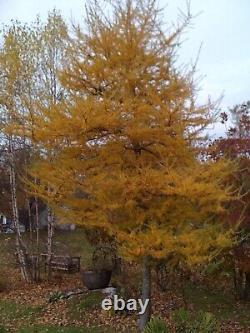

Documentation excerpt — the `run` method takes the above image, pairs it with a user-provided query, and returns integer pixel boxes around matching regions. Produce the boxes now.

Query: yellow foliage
[4,0,238,268]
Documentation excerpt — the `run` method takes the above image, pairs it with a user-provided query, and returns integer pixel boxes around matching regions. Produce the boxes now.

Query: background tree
[208,101,249,299]
[212,102,249,231]
[0,11,69,281]
[0,21,39,282]
[34,10,69,279]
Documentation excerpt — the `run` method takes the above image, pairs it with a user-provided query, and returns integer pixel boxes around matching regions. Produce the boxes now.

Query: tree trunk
[245,272,250,300]
[8,140,32,282]
[47,206,54,280]
[27,197,37,280]
[27,198,33,241]
[139,256,151,331]
[34,194,40,281]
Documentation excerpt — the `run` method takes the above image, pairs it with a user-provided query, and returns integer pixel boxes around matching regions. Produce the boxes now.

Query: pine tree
[14,0,236,328]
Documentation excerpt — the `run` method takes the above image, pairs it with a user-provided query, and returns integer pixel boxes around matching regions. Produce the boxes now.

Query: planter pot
[81,270,112,290]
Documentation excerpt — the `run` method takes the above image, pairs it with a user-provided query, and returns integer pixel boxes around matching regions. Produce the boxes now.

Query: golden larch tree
[21,0,236,329]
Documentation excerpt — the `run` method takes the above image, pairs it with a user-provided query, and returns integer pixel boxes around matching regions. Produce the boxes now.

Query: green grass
[182,281,250,327]
[0,228,93,269]
[0,327,7,333]
[0,298,115,333]
[0,299,43,332]
[68,292,104,320]
[54,229,93,267]
[0,299,42,321]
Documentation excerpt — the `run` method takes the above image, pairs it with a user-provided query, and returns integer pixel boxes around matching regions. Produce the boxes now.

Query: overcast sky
[1,0,250,136]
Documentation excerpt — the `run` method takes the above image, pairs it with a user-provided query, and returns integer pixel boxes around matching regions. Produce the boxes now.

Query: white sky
[1,0,250,137]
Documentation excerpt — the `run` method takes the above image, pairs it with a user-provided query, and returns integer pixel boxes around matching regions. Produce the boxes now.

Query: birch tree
[0,12,68,281]
[0,22,36,282]
[36,11,68,278]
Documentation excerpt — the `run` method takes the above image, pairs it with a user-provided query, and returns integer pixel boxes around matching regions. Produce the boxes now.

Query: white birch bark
[8,137,32,282]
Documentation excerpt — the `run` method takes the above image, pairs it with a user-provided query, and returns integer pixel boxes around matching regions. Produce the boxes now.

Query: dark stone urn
[81,270,112,290]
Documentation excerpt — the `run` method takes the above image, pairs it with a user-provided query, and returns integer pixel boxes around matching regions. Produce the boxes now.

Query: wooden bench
[41,253,81,274]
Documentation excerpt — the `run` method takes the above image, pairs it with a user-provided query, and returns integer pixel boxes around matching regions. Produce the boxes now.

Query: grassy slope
[1,230,250,332]
[0,229,113,332]
[183,281,250,328]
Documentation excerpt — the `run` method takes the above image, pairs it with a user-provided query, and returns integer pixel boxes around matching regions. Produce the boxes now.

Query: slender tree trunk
[139,256,151,331]
[8,139,32,282]
[26,197,37,280]
[245,273,250,300]
[34,199,40,281]
[27,198,33,240]
[47,206,54,280]
[35,197,40,253]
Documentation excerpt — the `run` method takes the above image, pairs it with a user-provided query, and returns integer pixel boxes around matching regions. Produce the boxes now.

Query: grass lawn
[67,292,104,320]
[0,299,42,321]
[183,281,250,328]
[0,297,116,332]
[1,229,250,332]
